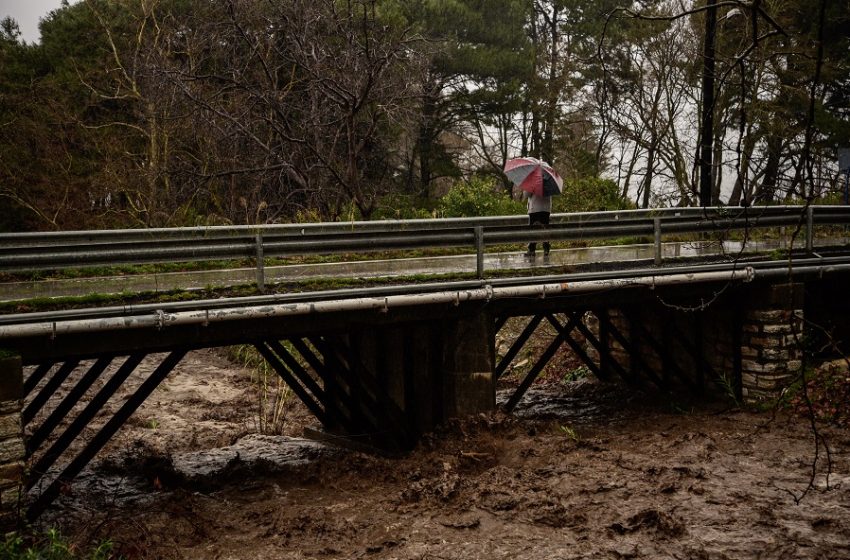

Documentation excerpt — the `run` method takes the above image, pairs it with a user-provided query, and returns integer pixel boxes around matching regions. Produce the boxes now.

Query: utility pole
[698,0,718,207]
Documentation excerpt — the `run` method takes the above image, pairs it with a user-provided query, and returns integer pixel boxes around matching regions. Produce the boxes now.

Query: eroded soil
[26,350,850,560]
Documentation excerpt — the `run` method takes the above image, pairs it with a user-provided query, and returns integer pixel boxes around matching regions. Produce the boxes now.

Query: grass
[0,289,203,314]
[225,344,293,435]
[557,424,580,441]
[1,259,249,283]
[0,529,116,560]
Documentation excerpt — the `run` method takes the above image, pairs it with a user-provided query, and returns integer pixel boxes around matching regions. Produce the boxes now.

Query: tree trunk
[755,135,781,204]
[541,5,559,164]
[728,127,757,206]
[642,141,656,209]
[417,82,438,198]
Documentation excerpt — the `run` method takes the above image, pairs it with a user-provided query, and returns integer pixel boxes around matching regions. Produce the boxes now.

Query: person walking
[524,190,551,257]
[503,156,563,259]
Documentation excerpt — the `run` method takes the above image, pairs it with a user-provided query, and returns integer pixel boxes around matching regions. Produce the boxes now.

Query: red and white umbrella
[504,157,563,197]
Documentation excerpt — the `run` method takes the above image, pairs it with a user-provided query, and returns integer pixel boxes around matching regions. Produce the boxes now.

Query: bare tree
[162,0,423,222]
[598,2,699,206]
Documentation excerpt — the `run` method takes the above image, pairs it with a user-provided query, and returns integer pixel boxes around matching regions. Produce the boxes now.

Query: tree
[163,0,423,221]
[596,1,700,207]
[0,7,109,230]
[400,0,532,196]
[596,0,849,207]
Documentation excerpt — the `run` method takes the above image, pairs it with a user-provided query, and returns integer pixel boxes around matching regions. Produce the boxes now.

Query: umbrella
[504,157,563,197]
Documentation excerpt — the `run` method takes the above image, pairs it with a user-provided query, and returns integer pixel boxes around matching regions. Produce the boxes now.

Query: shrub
[553,177,630,213]
[437,176,524,217]
[371,194,436,220]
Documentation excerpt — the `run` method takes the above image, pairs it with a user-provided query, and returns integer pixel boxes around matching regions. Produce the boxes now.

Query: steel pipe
[0,268,755,339]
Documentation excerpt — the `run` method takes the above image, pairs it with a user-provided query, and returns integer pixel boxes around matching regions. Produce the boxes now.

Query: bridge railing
[1,206,848,283]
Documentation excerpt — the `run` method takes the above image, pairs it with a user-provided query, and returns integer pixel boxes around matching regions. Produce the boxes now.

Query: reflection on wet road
[3,237,842,301]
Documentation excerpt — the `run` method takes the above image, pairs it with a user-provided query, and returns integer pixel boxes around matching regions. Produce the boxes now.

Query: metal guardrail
[1,206,848,285]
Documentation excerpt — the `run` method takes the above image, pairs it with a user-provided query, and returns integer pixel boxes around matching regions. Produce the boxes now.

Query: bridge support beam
[440,312,496,418]
[322,311,495,449]
[0,353,24,530]
[584,282,805,404]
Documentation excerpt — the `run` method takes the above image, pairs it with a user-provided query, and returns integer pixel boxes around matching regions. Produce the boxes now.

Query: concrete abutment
[344,310,495,445]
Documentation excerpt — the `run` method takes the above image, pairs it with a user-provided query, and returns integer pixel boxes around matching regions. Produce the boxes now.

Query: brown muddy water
[23,350,850,559]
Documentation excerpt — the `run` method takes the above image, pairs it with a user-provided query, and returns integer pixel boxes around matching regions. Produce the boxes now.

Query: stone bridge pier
[585,282,809,403]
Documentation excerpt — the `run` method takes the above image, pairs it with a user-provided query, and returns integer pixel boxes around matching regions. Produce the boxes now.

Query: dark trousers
[528,211,550,254]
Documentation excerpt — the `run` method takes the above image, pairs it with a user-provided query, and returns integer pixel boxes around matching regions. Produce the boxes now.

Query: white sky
[0,0,76,44]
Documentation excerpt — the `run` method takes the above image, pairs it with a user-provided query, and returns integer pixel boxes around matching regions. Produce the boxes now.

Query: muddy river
[25,349,850,559]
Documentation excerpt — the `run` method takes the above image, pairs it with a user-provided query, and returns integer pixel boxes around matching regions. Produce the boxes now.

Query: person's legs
[525,212,548,257]
[541,212,551,255]
[527,212,547,256]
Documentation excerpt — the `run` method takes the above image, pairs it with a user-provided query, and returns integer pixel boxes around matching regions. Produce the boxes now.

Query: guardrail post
[474,226,484,279]
[805,205,814,253]
[255,232,266,292]
[653,217,662,266]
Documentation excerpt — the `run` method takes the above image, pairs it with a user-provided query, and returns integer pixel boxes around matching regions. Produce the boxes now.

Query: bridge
[0,205,849,524]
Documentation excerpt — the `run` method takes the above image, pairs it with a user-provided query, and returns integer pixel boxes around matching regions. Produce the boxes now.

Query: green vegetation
[557,424,580,442]
[437,177,524,217]
[0,271,474,313]
[371,194,438,220]
[563,366,591,384]
[0,529,115,560]
[778,362,850,425]
[226,344,293,435]
[553,178,631,213]
[6,260,251,283]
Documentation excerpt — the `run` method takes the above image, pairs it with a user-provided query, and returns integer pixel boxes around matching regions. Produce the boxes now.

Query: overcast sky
[0,0,74,43]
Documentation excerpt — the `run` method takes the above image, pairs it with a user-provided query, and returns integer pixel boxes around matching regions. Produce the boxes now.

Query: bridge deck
[0,236,837,303]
